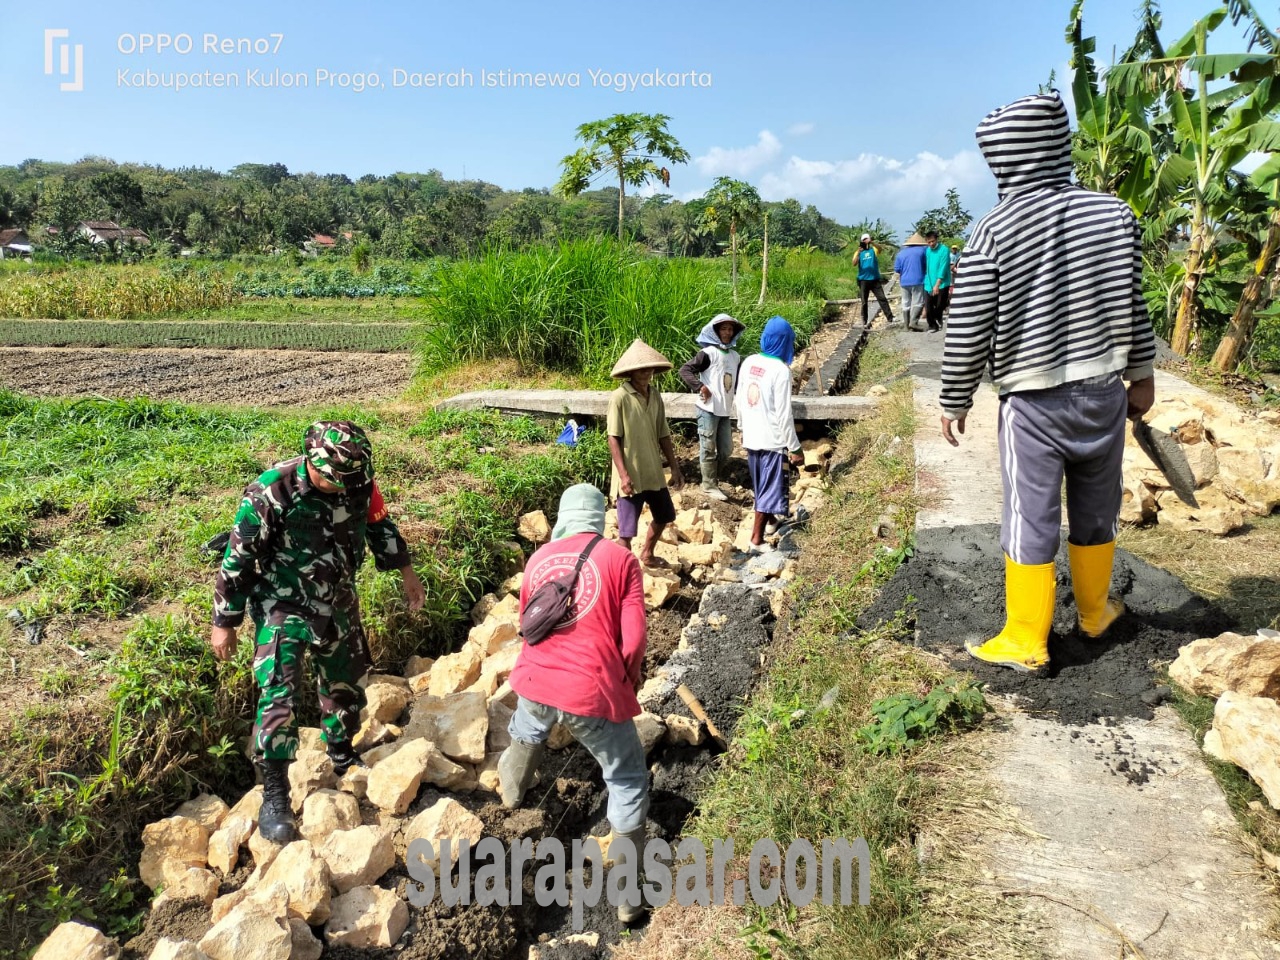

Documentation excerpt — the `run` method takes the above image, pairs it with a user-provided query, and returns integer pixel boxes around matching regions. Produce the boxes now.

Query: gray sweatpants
[998,376,1126,565]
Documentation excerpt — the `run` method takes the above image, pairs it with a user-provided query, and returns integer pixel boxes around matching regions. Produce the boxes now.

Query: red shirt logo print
[526,554,602,626]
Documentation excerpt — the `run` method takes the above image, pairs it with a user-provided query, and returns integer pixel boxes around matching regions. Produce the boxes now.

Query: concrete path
[895,326,1280,959]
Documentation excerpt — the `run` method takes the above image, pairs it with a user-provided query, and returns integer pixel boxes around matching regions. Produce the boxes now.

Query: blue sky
[0,0,1236,234]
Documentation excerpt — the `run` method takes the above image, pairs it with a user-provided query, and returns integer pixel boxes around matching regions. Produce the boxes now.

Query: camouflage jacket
[212,456,409,631]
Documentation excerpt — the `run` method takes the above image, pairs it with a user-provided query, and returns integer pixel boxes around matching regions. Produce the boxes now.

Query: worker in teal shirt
[853,233,894,326]
[923,229,953,332]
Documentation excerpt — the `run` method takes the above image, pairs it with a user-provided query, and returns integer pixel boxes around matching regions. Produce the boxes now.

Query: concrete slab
[892,327,1280,958]
[434,389,877,422]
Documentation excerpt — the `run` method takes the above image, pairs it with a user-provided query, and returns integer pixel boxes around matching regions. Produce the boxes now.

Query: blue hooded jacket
[760,316,795,365]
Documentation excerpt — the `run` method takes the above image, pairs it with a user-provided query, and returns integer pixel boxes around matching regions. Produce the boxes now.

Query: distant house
[304,231,353,254]
[0,228,32,259]
[77,221,150,246]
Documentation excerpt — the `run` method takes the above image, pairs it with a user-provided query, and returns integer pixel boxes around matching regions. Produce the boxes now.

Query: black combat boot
[256,758,297,844]
[326,740,365,777]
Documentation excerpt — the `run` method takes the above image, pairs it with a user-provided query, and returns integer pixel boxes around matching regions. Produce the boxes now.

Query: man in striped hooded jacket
[939,91,1156,675]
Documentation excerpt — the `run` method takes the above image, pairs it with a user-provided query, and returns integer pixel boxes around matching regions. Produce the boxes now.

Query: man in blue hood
[679,313,745,501]
[939,91,1156,676]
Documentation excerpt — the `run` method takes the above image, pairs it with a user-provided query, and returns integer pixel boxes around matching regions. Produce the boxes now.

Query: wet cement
[861,523,1232,725]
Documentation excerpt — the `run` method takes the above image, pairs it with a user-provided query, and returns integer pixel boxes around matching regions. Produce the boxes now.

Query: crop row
[0,319,415,352]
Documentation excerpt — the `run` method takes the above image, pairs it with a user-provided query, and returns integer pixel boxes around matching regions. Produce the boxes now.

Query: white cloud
[693,130,783,178]
[787,122,815,136]
[756,149,994,233]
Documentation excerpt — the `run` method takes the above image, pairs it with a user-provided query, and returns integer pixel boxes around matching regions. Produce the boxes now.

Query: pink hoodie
[508,532,647,723]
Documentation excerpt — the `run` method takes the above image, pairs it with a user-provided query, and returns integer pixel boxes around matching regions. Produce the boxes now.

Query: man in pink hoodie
[499,482,651,923]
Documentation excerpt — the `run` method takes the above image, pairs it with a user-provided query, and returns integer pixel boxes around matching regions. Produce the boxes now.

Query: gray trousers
[998,376,1126,565]
[509,696,650,833]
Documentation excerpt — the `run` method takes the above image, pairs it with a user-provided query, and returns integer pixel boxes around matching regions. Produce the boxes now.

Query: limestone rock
[353,717,399,751]
[867,384,889,397]
[32,922,118,960]
[366,737,432,813]
[1119,476,1158,525]
[1216,445,1280,515]
[643,569,681,609]
[227,786,263,826]
[174,794,230,833]
[471,592,500,624]
[490,680,518,710]
[147,939,210,960]
[363,682,411,724]
[288,919,322,960]
[360,740,407,766]
[1182,440,1219,487]
[1157,488,1245,536]
[747,550,788,578]
[404,797,485,871]
[140,816,210,891]
[664,714,706,747]
[153,867,219,911]
[468,617,519,657]
[490,592,521,624]
[634,712,666,755]
[288,749,338,814]
[207,814,253,876]
[318,825,396,893]
[477,753,502,793]
[1171,632,1280,699]
[208,889,245,925]
[518,510,552,544]
[339,765,369,800]
[363,672,410,691]
[424,747,476,791]
[404,692,488,764]
[500,570,524,596]
[548,722,575,750]
[477,643,521,690]
[299,789,362,844]
[1206,692,1280,808]
[673,508,711,545]
[405,655,435,680]
[325,885,409,948]
[487,699,514,753]
[247,828,283,875]
[259,840,332,924]
[636,675,670,709]
[428,647,482,697]
[198,895,291,960]
[297,727,325,752]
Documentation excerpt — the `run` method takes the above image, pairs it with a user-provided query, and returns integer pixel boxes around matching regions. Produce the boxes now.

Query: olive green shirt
[606,382,672,498]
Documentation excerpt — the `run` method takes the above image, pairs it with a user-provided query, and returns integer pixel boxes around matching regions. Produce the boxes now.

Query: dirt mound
[861,523,1232,724]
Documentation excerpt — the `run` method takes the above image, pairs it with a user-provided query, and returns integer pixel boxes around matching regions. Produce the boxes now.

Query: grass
[620,376,1038,960]
[416,238,827,387]
[0,392,610,956]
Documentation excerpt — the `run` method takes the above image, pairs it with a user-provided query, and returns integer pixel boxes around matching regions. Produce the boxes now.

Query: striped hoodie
[939,92,1155,419]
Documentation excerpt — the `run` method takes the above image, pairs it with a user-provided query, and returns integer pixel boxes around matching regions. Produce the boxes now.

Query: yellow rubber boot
[965,555,1055,674]
[1068,540,1125,638]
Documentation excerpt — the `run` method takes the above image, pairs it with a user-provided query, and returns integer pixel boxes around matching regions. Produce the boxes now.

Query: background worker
[210,420,425,843]
[854,232,895,326]
[679,313,745,502]
[894,233,929,330]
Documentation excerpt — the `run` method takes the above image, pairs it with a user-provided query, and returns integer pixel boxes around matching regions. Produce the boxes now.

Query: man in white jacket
[735,315,804,550]
[679,313,745,501]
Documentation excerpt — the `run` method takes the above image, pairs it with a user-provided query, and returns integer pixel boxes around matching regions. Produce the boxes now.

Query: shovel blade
[1132,419,1199,507]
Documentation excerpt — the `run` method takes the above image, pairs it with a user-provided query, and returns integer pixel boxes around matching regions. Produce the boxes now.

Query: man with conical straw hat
[607,338,686,568]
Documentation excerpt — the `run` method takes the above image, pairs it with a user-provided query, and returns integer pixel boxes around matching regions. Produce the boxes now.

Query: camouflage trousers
[252,610,368,761]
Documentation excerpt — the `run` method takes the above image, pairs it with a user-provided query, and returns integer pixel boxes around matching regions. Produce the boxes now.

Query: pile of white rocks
[32,481,827,960]
[1171,628,1280,808]
[1122,396,1280,535]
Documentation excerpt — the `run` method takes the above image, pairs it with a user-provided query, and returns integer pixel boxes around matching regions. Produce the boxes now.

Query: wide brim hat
[710,312,746,336]
[611,338,672,378]
[304,420,373,489]
[903,232,928,246]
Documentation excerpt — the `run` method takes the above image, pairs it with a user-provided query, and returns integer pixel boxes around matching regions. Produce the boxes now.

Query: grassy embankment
[0,393,609,957]
[621,339,1037,960]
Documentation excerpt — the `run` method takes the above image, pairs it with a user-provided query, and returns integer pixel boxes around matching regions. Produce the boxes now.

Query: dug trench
[122,513,795,960]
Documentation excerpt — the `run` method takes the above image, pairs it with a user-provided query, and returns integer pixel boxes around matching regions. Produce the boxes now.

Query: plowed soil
[0,347,415,405]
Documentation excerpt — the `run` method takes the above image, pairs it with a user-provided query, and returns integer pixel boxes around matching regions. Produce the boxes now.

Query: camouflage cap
[303,420,373,489]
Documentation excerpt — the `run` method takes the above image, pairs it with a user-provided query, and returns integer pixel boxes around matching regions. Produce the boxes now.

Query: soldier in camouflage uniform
[211,421,425,843]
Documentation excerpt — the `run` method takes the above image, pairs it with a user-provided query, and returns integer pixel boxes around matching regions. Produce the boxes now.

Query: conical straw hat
[904,232,928,246]
[611,338,672,378]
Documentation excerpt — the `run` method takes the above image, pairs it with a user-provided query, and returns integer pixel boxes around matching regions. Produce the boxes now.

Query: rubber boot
[326,740,364,777]
[1068,540,1125,638]
[612,826,651,925]
[965,555,1055,674]
[700,459,727,501]
[498,739,545,809]
[256,758,297,844]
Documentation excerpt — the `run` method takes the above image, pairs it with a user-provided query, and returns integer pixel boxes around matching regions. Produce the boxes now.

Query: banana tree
[1212,167,1280,370]
[1109,4,1280,356]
